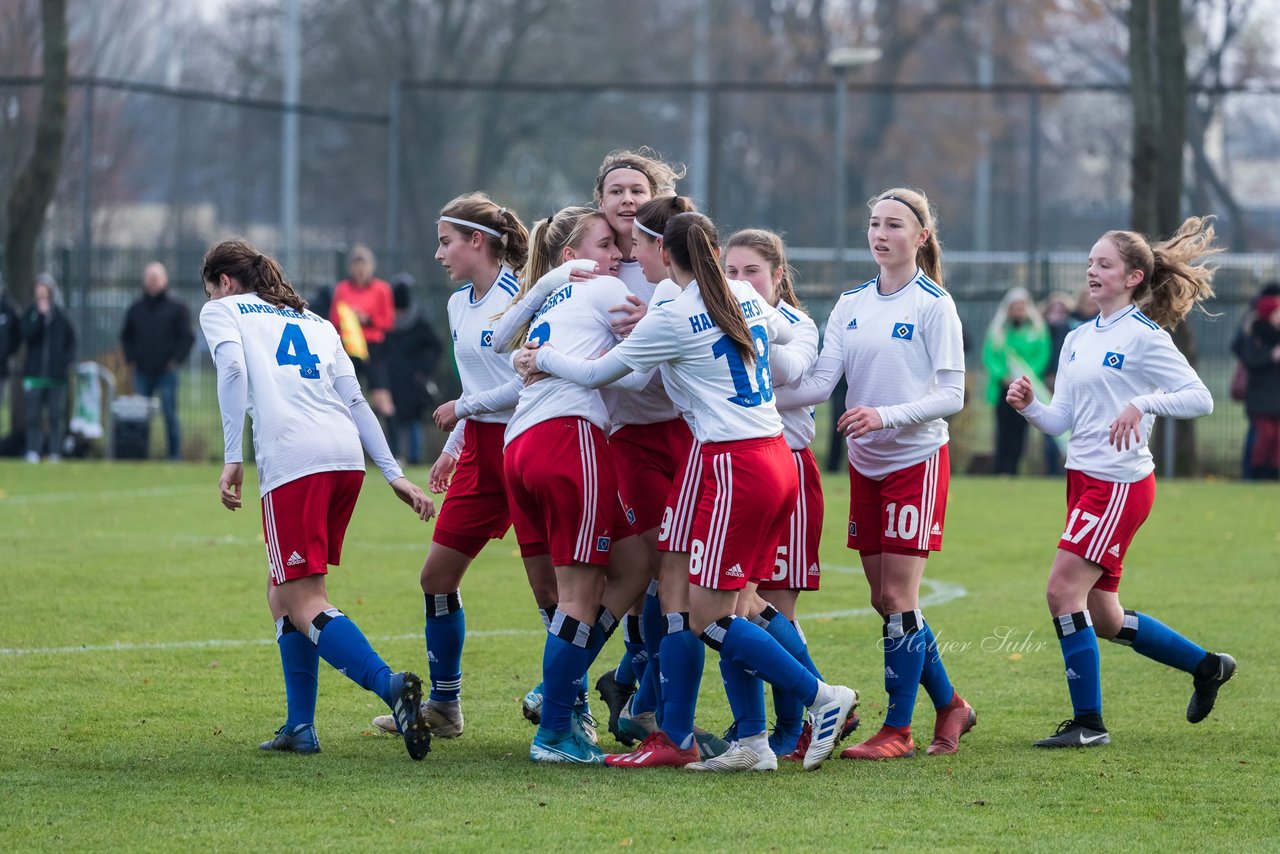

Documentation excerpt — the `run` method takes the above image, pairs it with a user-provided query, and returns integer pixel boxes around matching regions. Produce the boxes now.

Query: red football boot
[926,692,975,756]
[840,724,915,760]
[604,730,700,768]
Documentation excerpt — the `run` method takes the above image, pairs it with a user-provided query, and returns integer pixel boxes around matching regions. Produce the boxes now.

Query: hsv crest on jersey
[1103,351,1125,370]
[892,322,915,341]
[480,330,494,348]
[596,536,612,552]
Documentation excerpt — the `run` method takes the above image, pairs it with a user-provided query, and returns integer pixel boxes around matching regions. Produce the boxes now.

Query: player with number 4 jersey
[200,239,436,762]
[777,188,974,761]
[1008,218,1235,749]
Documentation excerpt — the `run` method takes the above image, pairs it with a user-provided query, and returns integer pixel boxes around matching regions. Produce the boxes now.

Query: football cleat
[521,683,544,725]
[841,724,916,760]
[616,706,658,744]
[692,725,729,759]
[1032,719,1110,749]
[595,669,638,746]
[389,671,432,761]
[927,693,976,755]
[781,721,811,762]
[768,723,805,757]
[572,698,599,746]
[604,730,699,768]
[259,722,320,754]
[372,698,464,738]
[530,729,606,764]
[686,741,777,772]
[1187,652,1236,724]
[803,683,859,770]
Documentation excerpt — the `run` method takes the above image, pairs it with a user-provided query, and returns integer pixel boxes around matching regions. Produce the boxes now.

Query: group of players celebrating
[199,147,1236,770]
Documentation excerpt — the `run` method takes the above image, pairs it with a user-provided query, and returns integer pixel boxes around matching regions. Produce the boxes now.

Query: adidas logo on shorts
[1107,543,1121,557]
[931,523,942,536]
[286,551,305,567]
[725,564,745,578]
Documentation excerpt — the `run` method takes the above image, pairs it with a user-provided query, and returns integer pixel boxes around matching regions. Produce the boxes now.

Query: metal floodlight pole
[280,0,300,271]
[827,47,881,289]
[387,79,402,262]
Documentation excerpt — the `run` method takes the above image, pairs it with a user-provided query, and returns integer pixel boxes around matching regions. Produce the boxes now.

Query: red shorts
[760,448,824,591]
[1060,470,1156,592]
[504,418,618,568]
[433,420,513,558]
[657,436,703,553]
[261,470,364,585]
[611,419,694,533]
[848,445,950,555]
[689,435,798,591]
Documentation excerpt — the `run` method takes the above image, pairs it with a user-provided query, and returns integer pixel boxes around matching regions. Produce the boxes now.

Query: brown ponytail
[202,238,306,312]
[664,212,755,363]
[439,192,529,272]
[1102,216,1220,328]
[634,195,697,245]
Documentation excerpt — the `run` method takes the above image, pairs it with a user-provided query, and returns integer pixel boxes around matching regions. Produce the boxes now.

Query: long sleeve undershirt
[1021,383,1214,437]
[333,374,405,483]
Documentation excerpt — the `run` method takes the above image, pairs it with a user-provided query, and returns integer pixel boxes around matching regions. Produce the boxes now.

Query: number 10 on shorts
[883,502,921,540]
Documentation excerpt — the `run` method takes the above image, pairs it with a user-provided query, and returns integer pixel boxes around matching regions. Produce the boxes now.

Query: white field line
[1,566,967,657]
[0,484,209,505]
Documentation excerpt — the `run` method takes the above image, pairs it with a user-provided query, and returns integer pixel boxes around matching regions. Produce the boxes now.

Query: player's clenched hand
[390,476,436,521]
[1108,403,1144,451]
[428,453,457,494]
[610,294,646,337]
[838,405,884,439]
[1005,375,1035,411]
[434,400,460,431]
[219,463,244,511]
[514,341,541,379]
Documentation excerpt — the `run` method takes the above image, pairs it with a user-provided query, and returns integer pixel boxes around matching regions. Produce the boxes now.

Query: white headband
[634,220,662,240]
[440,215,502,238]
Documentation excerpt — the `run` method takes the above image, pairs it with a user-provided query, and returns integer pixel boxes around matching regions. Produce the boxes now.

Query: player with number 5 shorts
[199,239,436,761]
[777,188,975,761]
[1008,217,1236,749]
[517,211,858,772]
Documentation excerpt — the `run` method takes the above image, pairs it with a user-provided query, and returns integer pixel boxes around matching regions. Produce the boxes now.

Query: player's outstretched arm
[390,476,436,521]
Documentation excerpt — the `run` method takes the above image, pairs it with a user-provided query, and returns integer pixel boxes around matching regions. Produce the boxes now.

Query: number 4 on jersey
[276,322,321,379]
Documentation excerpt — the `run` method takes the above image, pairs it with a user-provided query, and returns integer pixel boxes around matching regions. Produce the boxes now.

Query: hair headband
[601,161,648,181]
[880,194,926,227]
[634,219,662,240]
[439,215,502,238]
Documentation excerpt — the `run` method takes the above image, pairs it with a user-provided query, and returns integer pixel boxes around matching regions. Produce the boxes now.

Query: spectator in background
[1235,289,1280,480]
[331,244,393,386]
[121,261,194,460]
[380,274,444,464]
[1231,281,1280,480]
[0,277,21,432]
[22,274,76,463]
[982,287,1050,475]
[1040,291,1076,475]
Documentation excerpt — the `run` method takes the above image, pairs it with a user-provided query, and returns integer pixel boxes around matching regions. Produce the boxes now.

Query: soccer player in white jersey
[589,151,697,742]
[724,228,847,761]
[198,239,435,761]
[1007,217,1236,748]
[483,206,655,763]
[370,193,555,742]
[516,212,858,772]
[776,188,975,761]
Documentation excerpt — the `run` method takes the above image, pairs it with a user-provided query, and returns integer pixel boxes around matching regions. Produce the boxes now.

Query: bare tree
[4,0,69,307]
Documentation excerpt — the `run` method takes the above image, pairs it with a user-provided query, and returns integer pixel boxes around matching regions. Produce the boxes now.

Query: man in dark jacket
[120,262,193,460]
[0,278,21,430]
[23,274,76,462]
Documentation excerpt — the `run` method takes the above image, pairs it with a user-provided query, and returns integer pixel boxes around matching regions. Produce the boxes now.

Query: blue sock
[276,616,318,728]
[1112,609,1206,673]
[424,592,465,702]
[632,654,661,716]
[640,583,664,663]
[1054,612,1103,723]
[659,614,703,749]
[309,609,394,705]
[703,615,818,707]
[918,621,955,709]
[753,607,812,734]
[539,611,592,735]
[616,614,643,687]
[719,658,767,736]
[883,610,926,728]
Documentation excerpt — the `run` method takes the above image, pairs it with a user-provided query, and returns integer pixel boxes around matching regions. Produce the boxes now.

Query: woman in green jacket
[983,287,1050,475]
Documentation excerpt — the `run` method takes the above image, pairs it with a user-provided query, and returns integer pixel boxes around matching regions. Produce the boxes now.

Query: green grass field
[1,463,1276,851]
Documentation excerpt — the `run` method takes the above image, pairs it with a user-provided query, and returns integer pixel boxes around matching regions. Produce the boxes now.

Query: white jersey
[1039,305,1208,482]
[447,266,521,424]
[776,301,820,449]
[822,269,965,478]
[200,294,364,495]
[505,276,633,444]
[613,279,790,444]
[609,264,681,429]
